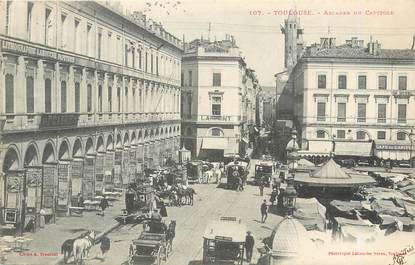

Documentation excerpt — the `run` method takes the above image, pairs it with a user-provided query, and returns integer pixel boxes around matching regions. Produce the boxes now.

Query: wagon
[254,160,276,187]
[128,232,168,265]
[186,161,204,184]
[203,217,246,265]
[224,163,247,189]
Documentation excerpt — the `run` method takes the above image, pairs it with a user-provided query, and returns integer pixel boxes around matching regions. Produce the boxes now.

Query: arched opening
[131,132,137,146]
[85,138,94,155]
[24,144,39,167]
[72,139,83,158]
[42,142,56,164]
[106,135,114,151]
[96,136,105,153]
[3,147,20,172]
[124,132,130,147]
[58,141,70,160]
[116,133,122,149]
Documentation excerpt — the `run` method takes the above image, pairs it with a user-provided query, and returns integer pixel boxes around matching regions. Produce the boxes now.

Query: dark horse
[61,231,89,264]
[166,220,176,254]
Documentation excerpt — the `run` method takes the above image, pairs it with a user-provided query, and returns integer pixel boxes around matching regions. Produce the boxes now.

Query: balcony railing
[317,116,326,121]
[398,118,407,124]
[357,117,366,123]
[1,112,181,132]
[377,118,386,123]
[337,117,346,122]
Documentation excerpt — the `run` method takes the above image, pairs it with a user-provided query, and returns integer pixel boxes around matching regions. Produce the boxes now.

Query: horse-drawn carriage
[186,161,204,184]
[203,217,246,265]
[128,219,175,265]
[221,162,248,189]
[254,160,276,187]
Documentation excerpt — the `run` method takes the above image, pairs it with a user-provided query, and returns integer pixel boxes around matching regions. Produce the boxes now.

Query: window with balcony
[316,130,325,139]
[26,76,34,113]
[5,74,14,114]
[358,75,366,90]
[213,73,221,87]
[156,56,159,75]
[6,1,12,35]
[45,8,53,46]
[181,72,184,87]
[317,102,326,121]
[377,104,386,123]
[211,96,221,116]
[98,85,102,112]
[138,49,142,69]
[124,44,128,66]
[337,130,346,139]
[108,86,112,112]
[398,76,407,90]
[338,75,347,89]
[356,131,366,140]
[87,84,92,113]
[317,74,326,89]
[398,104,406,123]
[397,132,406,141]
[151,54,154,74]
[27,2,34,40]
[61,14,67,48]
[86,24,92,56]
[378,75,387,90]
[125,87,128,112]
[132,47,135,68]
[188,71,193,87]
[98,29,103,59]
[132,87,136,112]
[337,103,346,122]
[74,19,80,53]
[357,103,366,122]
[45,78,52,113]
[75,82,80,112]
[377,131,386,140]
[145,52,148,72]
[61,81,67,113]
[117,87,121,112]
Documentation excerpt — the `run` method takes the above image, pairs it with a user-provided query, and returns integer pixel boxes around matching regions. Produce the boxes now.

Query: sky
[119,0,415,86]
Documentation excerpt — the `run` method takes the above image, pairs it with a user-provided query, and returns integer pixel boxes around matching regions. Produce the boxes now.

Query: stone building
[181,36,259,160]
[0,0,182,233]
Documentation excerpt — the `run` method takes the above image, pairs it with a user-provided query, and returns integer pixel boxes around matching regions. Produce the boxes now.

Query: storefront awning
[375,140,413,160]
[335,141,373,157]
[202,137,229,150]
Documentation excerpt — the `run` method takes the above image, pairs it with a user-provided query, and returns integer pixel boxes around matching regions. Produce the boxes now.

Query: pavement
[3,198,123,265]
[3,157,285,265]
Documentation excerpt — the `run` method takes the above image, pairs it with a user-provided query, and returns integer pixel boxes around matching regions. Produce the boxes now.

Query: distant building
[292,37,415,165]
[181,36,260,160]
[261,86,277,127]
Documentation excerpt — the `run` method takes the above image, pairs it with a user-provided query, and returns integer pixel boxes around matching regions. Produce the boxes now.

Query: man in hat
[245,231,255,262]
[260,200,268,223]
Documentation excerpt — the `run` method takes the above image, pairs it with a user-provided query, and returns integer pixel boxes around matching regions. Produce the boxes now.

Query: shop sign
[40,113,79,129]
[2,39,75,63]
[376,144,412,151]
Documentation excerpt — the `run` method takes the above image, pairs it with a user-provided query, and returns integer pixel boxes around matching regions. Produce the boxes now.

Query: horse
[61,231,89,264]
[184,187,197,206]
[73,230,96,265]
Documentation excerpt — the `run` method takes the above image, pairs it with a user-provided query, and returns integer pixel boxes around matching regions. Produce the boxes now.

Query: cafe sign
[2,39,75,63]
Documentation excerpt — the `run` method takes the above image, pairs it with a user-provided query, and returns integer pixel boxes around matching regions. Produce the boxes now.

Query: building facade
[292,37,415,164]
[0,1,182,233]
[181,36,259,160]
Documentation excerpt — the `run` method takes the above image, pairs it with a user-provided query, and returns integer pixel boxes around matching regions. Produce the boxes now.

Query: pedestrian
[99,195,109,216]
[159,201,168,217]
[277,188,284,213]
[259,180,264,196]
[238,176,244,191]
[245,231,255,262]
[100,235,111,261]
[151,209,162,221]
[270,188,278,205]
[260,200,268,223]
[77,193,84,207]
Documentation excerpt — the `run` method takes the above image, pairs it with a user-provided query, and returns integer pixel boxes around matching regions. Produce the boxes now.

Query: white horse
[73,230,96,265]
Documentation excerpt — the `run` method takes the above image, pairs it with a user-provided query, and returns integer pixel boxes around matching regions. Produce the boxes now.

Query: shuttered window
[75,82,80,112]
[5,74,14,113]
[61,81,67,113]
[45,78,52,113]
[26,76,34,113]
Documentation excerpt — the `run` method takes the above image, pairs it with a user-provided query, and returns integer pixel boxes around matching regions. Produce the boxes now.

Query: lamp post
[410,130,415,168]
[284,129,299,216]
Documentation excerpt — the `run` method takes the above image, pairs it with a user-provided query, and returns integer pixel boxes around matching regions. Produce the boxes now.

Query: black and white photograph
[0,0,414,264]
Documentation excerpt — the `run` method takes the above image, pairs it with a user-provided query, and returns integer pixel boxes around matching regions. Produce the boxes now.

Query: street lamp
[284,129,299,216]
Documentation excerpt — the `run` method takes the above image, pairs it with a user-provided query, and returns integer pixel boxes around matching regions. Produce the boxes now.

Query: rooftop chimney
[367,40,381,55]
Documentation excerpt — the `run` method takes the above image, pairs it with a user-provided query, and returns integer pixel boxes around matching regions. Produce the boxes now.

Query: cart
[223,163,247,190]
[254,160,275,187]
[203,217,246,265]
[186,161,204,184]
[128,232,168,265]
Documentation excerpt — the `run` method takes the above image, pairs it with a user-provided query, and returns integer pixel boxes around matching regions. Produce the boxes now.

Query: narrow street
[83,159,283,265]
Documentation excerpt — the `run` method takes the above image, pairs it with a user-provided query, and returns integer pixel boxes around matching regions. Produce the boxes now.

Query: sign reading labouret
[40,113,79,129]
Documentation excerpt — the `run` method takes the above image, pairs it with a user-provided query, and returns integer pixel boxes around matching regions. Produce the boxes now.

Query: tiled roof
[305,45,415,60]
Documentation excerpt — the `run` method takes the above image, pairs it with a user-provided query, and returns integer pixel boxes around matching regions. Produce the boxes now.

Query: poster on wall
[114,150,122,166]
[105,152,114,172]
[26,167,42,210]
[57,164,69,206]
[83,157,95,197]
[42,165,56,210]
